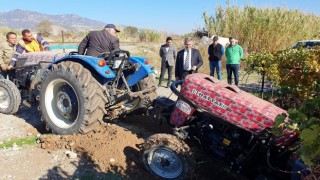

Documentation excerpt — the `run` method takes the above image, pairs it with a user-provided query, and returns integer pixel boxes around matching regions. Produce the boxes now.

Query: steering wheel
[107,49,130,61]
[69,51,78,55]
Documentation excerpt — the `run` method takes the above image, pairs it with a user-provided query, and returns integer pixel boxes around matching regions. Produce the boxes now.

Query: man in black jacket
[208,36,224,80]
[78,24,120,57]
[175,37,203,80]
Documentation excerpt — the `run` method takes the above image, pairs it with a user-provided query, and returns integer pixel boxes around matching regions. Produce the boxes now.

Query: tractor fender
[127,56,154,86]
[49,55,116,79]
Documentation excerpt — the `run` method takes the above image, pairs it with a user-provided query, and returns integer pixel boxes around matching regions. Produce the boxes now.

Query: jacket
[0,41,16,66]
[175,48,203,80]
[78,30,120,57]
[208,43,224,61]
[159,44,177,66]
[225,44,243,64]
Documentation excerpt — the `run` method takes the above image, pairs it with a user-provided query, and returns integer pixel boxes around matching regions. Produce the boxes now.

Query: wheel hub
[148,148,183,179]
[160,157,170,167]
[56,91,72,118]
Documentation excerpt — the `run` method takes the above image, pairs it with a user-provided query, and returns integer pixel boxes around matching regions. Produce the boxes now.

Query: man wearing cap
[78,24,120,57]
[208,36,224,80]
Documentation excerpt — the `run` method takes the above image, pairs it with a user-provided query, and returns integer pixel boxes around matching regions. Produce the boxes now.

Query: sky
[0,0,319,35]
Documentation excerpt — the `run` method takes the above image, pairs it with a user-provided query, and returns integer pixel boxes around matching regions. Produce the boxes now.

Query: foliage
[272,95,320,172]
[124,26,138,37]
[243,47,320,104]
[36,19,53,37]
[138,29,163,43]
[256,47,320,176]
[203,5,320,53]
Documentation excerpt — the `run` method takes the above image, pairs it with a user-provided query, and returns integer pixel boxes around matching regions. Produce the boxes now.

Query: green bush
[244,47,320,106]
[272,95,320,174]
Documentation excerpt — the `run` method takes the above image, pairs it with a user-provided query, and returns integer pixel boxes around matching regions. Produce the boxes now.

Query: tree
[36,20,52,37]
[124,26,138,37]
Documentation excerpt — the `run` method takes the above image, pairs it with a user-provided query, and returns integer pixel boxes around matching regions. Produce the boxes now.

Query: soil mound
[39,123,149,177]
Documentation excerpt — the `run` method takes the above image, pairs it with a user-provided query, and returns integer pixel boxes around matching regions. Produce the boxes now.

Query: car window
[292,42,303,48]
[314,42,320,46]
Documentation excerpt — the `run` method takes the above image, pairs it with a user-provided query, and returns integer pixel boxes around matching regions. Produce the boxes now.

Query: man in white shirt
[175,37,203,80]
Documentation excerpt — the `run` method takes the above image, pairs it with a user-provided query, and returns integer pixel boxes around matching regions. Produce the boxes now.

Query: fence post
[61,31,65,53]
[260,70,265,99]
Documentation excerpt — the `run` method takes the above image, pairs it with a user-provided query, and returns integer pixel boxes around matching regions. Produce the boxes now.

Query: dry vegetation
[202,5,320,53]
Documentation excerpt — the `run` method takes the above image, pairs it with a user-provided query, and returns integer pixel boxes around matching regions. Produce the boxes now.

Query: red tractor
[141,73,300,179]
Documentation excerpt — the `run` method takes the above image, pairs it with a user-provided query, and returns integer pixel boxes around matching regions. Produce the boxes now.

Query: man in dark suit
[159,37,177,88]
[175,37,203,80]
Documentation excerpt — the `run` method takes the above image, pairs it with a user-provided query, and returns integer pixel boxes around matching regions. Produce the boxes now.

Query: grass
[0,136,38,148]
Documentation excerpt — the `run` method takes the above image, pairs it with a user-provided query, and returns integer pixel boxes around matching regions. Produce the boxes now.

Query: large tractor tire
[141,134,194,180]
[0,79,21,114]
[124,74,157,113]
[39,61,108,135]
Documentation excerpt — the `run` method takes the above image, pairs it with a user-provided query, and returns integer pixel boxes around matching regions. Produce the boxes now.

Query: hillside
[0,9,105,32]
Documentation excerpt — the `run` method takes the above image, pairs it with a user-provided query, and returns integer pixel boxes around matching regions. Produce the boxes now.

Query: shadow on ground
[16,102,48,134]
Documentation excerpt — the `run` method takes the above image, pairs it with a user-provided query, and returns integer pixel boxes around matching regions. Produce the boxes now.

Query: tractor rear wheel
[39,61,108,134]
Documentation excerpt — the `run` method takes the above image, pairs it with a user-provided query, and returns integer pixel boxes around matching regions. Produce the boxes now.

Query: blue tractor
[0,50,156,134]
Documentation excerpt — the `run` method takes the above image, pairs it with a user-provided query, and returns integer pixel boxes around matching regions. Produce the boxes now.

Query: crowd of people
[0,24,243,86]
[159,35,243,87]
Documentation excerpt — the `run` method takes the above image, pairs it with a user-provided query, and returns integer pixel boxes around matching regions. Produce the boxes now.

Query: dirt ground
[0,86,248,180]
[0,87,175,180]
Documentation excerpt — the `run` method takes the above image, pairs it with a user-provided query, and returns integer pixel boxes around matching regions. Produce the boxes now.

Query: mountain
[0,9,106,33]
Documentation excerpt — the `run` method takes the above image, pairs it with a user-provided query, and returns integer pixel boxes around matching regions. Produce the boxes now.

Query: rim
[0,87,10,109]
[44,79,79,129]
[147,148,183,179]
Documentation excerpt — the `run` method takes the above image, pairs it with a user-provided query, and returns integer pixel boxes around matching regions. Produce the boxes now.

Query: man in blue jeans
[225,37,243,86]
[208,36,224,80]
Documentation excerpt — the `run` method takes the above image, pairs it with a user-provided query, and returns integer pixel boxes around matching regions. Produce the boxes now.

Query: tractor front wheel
[0,79,21,114]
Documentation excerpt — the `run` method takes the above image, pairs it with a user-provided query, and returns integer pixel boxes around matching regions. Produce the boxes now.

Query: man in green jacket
[0,32,17,79]
[225,37,243,86]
